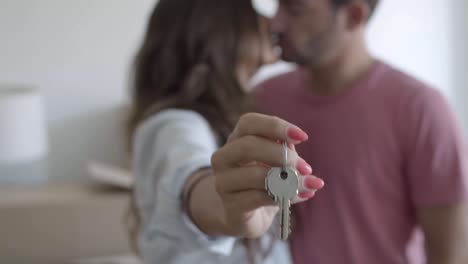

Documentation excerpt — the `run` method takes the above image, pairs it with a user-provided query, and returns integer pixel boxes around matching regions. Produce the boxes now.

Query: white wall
[451,1,468,131]
[367,0,454,99]
[0,0,156,181]
[0,0,464,181]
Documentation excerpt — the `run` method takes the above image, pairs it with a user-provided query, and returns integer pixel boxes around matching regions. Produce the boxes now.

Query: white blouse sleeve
[132,109,237,264]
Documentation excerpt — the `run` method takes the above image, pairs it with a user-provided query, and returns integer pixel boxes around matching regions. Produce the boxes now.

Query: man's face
[271,0,347,66]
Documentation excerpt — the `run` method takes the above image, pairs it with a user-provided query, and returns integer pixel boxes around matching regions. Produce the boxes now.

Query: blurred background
[0,0,467,263]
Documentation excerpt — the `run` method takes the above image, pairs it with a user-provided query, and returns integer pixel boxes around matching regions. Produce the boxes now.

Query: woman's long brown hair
[126,0,272,263]
[128,0,265,143]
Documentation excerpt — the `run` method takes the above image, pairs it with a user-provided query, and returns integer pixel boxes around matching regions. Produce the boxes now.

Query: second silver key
[266,166,299,240]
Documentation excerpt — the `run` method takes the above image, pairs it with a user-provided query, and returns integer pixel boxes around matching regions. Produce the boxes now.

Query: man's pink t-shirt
[254,61,468,264]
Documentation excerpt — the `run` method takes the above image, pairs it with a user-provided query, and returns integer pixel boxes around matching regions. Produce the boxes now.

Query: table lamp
[0,84,49,184]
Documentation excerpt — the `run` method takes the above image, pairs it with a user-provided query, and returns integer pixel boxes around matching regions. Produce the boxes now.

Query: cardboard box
[0,184,133,264]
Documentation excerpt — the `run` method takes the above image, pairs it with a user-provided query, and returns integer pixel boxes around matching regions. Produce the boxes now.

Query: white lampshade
[252,0,278,18]
[0,84,48,163]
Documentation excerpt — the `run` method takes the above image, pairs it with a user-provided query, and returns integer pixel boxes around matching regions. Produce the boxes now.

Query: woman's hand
[211,113,324,238]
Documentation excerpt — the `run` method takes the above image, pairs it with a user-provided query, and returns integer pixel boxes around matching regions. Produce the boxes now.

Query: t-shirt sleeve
[132,110,236,263]
[404,88,468,207]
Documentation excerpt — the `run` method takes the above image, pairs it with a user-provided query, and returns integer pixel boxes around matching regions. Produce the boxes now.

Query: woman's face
[237,16,279,89]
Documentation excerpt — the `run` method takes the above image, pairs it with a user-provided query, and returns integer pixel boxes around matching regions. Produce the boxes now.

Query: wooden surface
[0,184,133,264]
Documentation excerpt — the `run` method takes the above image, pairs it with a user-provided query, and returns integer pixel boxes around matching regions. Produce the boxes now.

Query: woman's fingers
[212,135,305,171]
[214,163,324,203]
[223,189,278,212]
[228,113,308,144]
[215,166,270,193]
[292,175,325,204]
[299,175,325,192]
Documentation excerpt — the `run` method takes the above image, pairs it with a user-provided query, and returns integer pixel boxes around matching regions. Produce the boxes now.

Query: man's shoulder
[378,62,452,125]
[368,62,447,115]
[378,62,436,96]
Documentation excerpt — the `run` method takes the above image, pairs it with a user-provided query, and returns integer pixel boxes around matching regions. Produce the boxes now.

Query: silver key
[265,142,299,240]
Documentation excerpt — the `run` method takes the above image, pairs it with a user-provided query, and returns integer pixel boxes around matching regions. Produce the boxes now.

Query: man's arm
[417,203,468,264]
[402,88,468,263]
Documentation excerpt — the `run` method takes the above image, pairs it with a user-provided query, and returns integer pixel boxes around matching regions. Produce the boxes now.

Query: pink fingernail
[297,159,313,175]
[299,192,315,199]
[305,177,325,190]
[287,127,308,142]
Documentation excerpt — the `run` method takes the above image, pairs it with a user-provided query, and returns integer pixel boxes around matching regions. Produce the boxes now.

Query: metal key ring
[282,142,287,172]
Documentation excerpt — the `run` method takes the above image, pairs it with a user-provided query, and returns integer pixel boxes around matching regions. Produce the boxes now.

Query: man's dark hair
[332,0,379,16]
